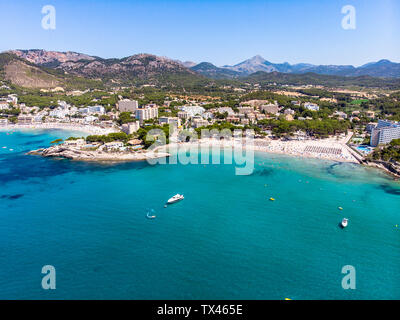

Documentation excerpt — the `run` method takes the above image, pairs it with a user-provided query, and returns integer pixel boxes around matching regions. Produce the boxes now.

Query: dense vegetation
[86,132,129,143]
[369,96,400,120]
[258,118,351,138]
[15,90,118,109]
[118,112,134,125]
[1,107,21,116]
[136,124,171,148]
[371,139,400,162]
[244,72,400,90]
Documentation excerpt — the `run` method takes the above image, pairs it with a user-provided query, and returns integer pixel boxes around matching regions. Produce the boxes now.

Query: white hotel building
[118,100,139,113]
[135,106,158,122]
[370,120,400,147]
[179,105,205,118]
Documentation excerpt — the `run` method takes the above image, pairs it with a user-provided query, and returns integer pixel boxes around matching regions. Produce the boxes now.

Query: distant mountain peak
[234,55,267,66]
[221,55,274,74]
[250,55,266,62]
[377,59,392,64]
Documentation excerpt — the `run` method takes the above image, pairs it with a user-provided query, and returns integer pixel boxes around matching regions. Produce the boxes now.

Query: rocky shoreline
[27,145,170,162]
[363,160,400,179]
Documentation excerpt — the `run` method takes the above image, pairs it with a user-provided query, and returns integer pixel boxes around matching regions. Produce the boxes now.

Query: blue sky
[0,0,399,66]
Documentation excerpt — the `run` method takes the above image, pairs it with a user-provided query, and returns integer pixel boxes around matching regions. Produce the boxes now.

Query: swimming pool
[356,145,374,154]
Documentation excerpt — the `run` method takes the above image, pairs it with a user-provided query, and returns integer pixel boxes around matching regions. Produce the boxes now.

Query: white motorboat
[341,218,348,228]
[167,194,184,204]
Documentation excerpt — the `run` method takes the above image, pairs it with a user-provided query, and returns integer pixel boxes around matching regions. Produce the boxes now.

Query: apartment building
[118,100,138,113]
[135,106,158,122]
[79,105,105,115]
[122,121,140,134]
[159,117,181,127]
[370,120,400,147]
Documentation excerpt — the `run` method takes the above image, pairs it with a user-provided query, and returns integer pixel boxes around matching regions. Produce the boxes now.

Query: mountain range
[3,49,204,88]
[8,50,400,80]
[1,49,400,90]
[191,55,400,79]
[10,49,197,79]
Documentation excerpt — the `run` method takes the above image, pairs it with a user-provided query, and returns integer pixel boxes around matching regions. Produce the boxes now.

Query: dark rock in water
[379,184,400,196]
[1,194,24,200]
[253,168,274,176]
[326,163,341,175]
[326,162,355,179]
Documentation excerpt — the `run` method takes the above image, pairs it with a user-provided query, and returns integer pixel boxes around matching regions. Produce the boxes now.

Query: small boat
[341,218,348,228]
[167,194,184,204]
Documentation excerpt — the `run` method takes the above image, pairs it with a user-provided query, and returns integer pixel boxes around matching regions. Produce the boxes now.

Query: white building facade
[370,120,400,147]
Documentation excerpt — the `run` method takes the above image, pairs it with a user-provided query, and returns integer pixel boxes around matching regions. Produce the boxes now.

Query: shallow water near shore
[0,129,400,299]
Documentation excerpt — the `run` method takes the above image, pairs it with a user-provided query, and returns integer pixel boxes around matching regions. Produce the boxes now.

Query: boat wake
[146,209,156,219]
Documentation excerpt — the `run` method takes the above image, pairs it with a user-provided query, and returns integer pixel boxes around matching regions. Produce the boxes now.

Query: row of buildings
[118,100,210,133]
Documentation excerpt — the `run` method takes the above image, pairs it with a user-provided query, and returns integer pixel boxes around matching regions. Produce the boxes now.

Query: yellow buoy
[338,207,343,210]
[285,298,292,300]
[270,198,275,201]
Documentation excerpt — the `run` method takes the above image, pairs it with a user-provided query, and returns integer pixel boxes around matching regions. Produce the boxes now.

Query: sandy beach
[251,137,360,163]
[158,133,361,164]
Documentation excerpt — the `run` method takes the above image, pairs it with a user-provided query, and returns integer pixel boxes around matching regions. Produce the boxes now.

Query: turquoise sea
[0,129,400,299]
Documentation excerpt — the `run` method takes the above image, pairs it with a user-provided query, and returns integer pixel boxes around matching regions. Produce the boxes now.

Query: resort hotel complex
[117,99,159,123]
[370,120,400,147]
